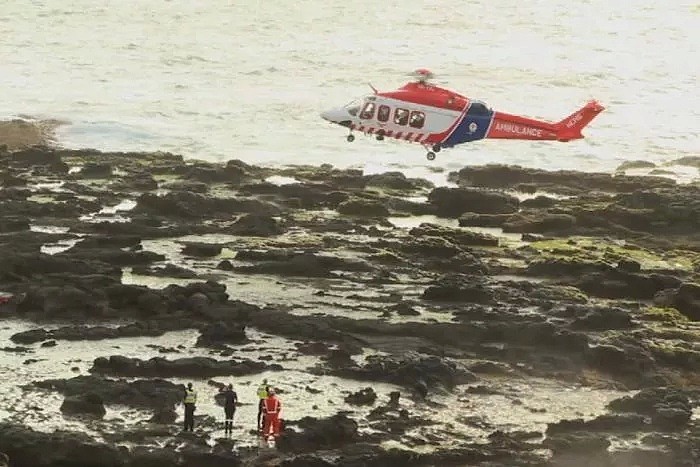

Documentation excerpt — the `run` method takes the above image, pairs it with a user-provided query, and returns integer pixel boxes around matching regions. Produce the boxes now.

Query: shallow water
[1,0,698,180]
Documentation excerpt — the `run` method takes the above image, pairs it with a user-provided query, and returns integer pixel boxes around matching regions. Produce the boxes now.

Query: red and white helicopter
[321,69,605,160]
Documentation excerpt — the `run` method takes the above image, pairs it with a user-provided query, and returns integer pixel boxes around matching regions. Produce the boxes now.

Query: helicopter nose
[320,107,349,125]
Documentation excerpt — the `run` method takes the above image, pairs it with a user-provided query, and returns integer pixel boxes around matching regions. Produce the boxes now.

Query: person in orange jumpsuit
[261,387,282,439]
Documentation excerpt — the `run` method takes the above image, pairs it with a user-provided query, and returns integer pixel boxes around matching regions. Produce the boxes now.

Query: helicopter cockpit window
[409,111,425,129]
[394,108,409,126]
[343,100,361,116]
[359,101,376,120]
[468,101,491,116]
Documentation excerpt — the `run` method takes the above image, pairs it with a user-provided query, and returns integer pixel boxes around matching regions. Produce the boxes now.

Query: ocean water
[1,0,698,180]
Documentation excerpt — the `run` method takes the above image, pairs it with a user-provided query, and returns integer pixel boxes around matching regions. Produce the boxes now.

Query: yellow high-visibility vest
[184,389,197,404]
[257,384,268,399]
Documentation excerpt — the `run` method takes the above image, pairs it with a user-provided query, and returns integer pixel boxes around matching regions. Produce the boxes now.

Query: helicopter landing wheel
[346,134,355,142]
[432,144,441,153]
[426,152,436,161]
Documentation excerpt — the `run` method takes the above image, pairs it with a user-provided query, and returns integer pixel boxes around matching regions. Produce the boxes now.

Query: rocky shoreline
[0,142,698,466]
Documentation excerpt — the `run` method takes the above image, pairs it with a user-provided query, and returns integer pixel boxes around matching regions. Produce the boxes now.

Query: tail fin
[556,100,605,141]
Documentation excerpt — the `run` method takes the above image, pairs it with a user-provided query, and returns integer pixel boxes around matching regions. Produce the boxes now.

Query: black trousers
[224,406,235,432]
[257,399,265,429]
[184,403,195,431]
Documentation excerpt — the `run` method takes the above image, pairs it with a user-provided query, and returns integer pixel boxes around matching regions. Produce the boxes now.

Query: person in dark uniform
[183,382,197,432]
[219,383,238,435]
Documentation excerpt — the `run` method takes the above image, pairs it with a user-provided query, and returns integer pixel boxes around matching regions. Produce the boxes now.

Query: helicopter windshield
[343,99,361,116]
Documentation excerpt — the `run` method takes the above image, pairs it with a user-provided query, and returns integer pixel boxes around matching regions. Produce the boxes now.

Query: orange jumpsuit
[261,395,282,438]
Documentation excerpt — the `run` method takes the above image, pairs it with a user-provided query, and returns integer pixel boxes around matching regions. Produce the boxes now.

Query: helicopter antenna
[368,83,378,94]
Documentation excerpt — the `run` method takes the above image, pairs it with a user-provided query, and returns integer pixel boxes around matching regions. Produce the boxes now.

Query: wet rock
[570,306,632,331]
[547,413,648,434]
[111,172,158,191]
[91,355,280,378]
[216,260,234,271]
[388,301,420,316]
[0,217,29,232]
[181,242,222,257]
[337,198,389,217]
[235,251,373,277]
[60,393,106,418]
[227,213,283,236]
[428,187,519,217]
[393,235,463,258]
[277,414,358,453]
[657,282,700,321]
[35,375,183,410]
[149,407,178,425]
[422,274,494,304]
[520,195,557,208]
[332,353,476,393]
[524,257,612,277]
[0,423,126,467]
[618,258,641,273]
[344,387,377,406]
[16,285,109,318]
[295,342,333,356]
[161,179,209,193]
[40,339,57,348]
[364,171,432,190]
[450,163,675,194]
[79,162,112,178]
[616,160,657,172]
[575,270,681,300]
[9,147,69,173]
[408,223,498,246]
[195,321,248,348]
[133,191,281,219]
[132,263,198,279]
[502,212,577,234]
[608,387,693,430]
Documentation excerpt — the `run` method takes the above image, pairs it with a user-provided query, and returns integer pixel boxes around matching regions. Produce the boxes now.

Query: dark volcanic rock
[344,387,377,406]
[428,187,519,217]
[227,213,283,236]
[331,353,476,393]
[337,198,389,217]
[235,251,373,277]
[79,162,112,178]
[575,270,681,300]
[195,321,248,348]
[608,387,693,430]
[409,223,498,246]
[35,375,182,410]
[422,274,494,303]
[277,414,358,453]
[60,393,106,418]
[655,282,700,321]
[91,355,279,378]
[0,423,125,467]
[181,242,222,257]
[133,191,281,219]
[450,164,676,194]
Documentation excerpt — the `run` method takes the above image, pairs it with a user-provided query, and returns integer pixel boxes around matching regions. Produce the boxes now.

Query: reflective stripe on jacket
[263,396,281,414]
[184,389,197,404]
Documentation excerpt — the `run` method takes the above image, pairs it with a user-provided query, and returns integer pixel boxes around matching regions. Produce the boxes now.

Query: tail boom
[485,100,605,142]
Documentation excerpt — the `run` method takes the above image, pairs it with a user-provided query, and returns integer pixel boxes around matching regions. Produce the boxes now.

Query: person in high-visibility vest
[261,387,282,439]
[256,378,270,431]
[183,382,197,431]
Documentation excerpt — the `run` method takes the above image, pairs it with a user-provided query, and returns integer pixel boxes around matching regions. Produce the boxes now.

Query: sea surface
[1,0,698,181]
